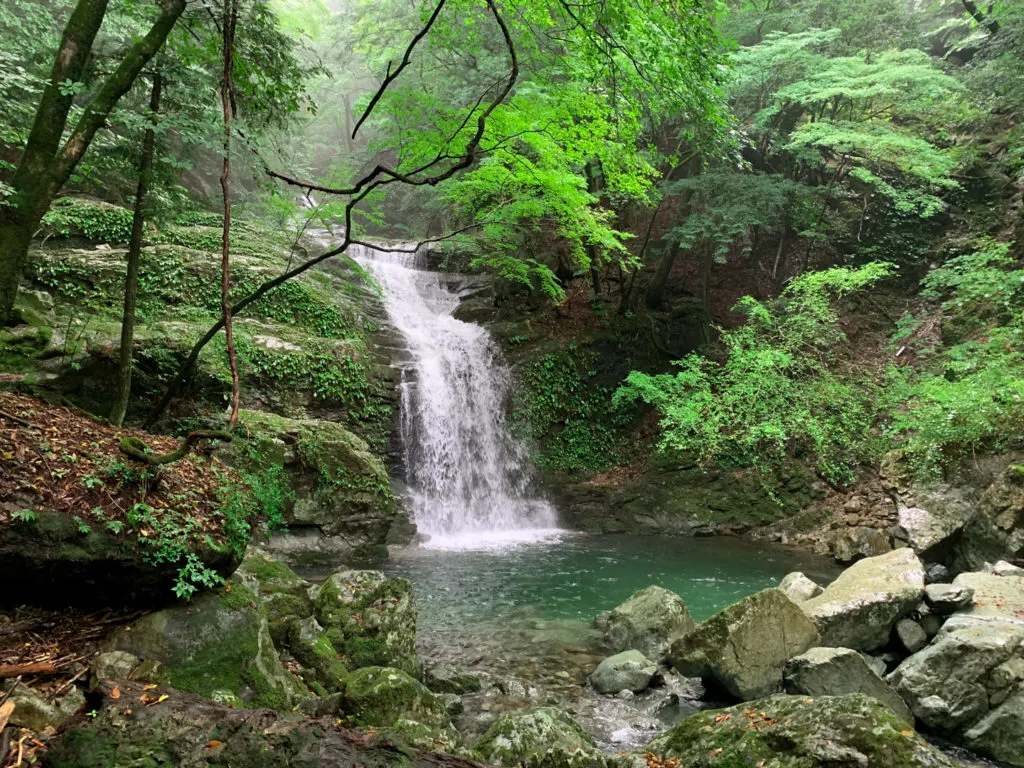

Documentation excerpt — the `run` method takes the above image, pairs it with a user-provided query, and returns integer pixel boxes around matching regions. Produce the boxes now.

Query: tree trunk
[111,74,162,426]
[221,0,241,428]
[646,243,680,310]
[0,0,186,323]
[584,162,602,306]
[961,0,1000,33]
[342,93,355,151]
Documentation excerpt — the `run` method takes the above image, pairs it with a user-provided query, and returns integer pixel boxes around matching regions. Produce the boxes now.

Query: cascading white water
[352,242,561,549]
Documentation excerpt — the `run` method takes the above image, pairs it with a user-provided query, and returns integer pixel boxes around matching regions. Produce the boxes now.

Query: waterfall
[351,242,561,549]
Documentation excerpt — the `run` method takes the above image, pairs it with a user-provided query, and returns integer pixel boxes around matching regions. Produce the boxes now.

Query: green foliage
[510,346,633,472]
[888,241,1024,478]
[235,336,371,405]
[617,263,895,484]
[40,198,134,242]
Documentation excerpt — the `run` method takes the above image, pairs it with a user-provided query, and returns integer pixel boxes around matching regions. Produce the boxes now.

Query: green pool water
[385,532,841,634]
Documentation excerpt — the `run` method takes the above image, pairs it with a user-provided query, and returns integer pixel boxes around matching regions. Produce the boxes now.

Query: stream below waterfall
[325,242,843,749]
[298,239,994,765]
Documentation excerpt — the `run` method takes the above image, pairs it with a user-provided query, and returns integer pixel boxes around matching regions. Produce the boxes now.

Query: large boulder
[668,588,819,700]
[800,548,925,651]
[590,650,658,694]
[103,582,306,709]
[784,646,913,724]
[44,680,471,768]
[644,694,957,768]
[314,569,420,676]
[4,685,85,731]
[473,707,605,768]
[341,667,452,731]
[601,585,695,660]
[963,690,1024,766]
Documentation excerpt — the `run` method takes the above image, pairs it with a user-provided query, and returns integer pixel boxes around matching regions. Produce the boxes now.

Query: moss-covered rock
[425,663,482,694]
[473,707,605,768]
[230,411,399,564]
[44,679,473,768]
[235,550,314,645]
[103,582,306,709]
[314,569,420,676]
[645,694,958,768]
[342,667,452,730]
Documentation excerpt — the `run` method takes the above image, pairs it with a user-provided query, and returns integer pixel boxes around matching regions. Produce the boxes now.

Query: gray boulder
[669,588,819,700]
[341,666,453,732]
[800,548,925,651]
[832,526,891,563]
[923,583,974,614]
[601,585,695,661]
[645,693,957,768]
[784,647,913,724]
[778,571,823,602]
[993,560,1024,577]
[895,618,928,654]
[91,650,140,682]
[890,617,1024,733]
[952,465,1024,571]
[591,650,658,694]
[889,571,1024,764]
[964,690,1024,765]
[4,685,85,731]
[474,707,605,768]
[104,581,306,709]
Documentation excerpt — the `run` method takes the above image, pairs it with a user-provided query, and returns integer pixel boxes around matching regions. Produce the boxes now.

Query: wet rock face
[784,646,912,724]
[473,707,606,768]
[800,548,925,651]
[44,680,480,768]
[225,411,399,565]
[590,650,658,694]
[669,588,819,700]
[314,569,421,677]
[955,466,1024,571]
[601,585,695,661]
[645,694,959,768]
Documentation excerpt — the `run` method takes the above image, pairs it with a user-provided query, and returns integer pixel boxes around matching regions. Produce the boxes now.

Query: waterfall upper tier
[351,242,562,550]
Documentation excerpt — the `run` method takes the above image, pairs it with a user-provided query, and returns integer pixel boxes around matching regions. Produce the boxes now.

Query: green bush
[510,345,633,472]
[888,240,1024,478]
[41,197,134,242]
[616,263,894,485]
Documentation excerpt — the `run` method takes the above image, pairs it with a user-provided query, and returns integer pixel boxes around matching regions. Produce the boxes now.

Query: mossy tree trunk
[111,73,162,426]
[0,0,186,324]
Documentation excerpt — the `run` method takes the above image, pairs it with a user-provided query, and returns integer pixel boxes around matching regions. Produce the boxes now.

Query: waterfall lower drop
[353,242,562,549]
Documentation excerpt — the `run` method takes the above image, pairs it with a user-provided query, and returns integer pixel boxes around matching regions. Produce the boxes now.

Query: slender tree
[111,73,163,427]
[0,0,186,324]
[220,0,241,428]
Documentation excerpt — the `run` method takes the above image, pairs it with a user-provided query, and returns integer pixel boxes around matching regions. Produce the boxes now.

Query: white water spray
[352,243,561,549]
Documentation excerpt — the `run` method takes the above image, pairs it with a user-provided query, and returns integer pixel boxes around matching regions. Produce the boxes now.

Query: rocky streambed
[5,544,1022,768]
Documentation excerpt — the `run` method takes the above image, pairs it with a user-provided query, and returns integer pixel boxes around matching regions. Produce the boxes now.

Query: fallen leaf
[111,687,121,699]
[0,700,14,731]
[206,740,224,749]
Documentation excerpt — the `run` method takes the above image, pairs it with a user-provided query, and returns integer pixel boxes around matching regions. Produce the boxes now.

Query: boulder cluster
[9,547,1023,767]
[587,548,1024,767]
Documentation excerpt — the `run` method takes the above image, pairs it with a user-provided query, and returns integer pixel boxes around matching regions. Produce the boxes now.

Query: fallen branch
[0,662,56,679]
[119,431,232,466]
[0,410,38,430]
